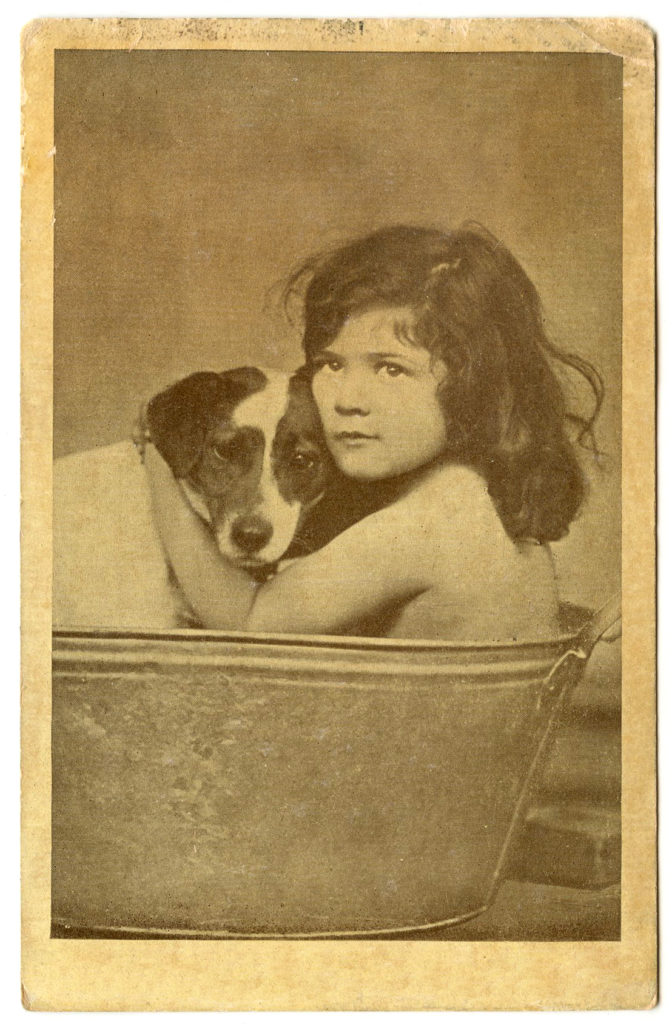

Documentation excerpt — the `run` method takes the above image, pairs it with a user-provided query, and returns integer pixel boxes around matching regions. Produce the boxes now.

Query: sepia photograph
[21,16,655,1010]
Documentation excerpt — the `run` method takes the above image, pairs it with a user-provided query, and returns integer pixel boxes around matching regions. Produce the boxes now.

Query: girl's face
[310,307,449,481]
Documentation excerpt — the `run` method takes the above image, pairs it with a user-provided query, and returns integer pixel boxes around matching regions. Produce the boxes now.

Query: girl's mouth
[333,431,378,443]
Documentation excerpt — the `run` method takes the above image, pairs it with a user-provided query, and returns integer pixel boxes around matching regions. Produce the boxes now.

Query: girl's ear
[146,368,267,478]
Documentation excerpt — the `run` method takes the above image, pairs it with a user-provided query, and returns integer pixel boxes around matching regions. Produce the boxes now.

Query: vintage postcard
[21,17,655,1010]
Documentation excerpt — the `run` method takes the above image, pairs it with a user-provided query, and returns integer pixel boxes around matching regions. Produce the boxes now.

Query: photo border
[21,17,655,1010]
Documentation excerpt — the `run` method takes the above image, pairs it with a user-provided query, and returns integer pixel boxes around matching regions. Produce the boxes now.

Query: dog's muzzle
[230,514,273,556]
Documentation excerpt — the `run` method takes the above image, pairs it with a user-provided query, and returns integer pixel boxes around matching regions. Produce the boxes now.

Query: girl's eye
[313,357,342,373]
[377,362,407,378]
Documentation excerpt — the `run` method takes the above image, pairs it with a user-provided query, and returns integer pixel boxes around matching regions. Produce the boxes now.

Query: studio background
[54,49,622,608]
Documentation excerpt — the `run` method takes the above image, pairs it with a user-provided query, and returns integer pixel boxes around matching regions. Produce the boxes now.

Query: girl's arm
[144,444,430,634]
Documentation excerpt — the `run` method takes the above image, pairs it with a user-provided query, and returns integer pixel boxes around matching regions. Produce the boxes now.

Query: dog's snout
[231,514,273,555]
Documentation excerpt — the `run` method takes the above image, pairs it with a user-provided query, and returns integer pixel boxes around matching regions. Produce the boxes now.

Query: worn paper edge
[20,16,656,1011]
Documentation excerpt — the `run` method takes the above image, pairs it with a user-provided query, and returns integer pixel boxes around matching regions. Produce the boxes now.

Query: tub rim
[51,600,597,654]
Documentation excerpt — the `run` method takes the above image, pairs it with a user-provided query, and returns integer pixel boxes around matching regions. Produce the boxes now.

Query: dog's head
[146,366,333,568]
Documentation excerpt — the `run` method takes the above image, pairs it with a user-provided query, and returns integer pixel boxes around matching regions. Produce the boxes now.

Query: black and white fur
[53,367,333,629]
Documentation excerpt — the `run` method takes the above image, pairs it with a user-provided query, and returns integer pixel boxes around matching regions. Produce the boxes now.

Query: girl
[143,224,602,640]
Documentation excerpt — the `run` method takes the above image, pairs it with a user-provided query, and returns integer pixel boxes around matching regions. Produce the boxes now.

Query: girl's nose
[334,372,371,416]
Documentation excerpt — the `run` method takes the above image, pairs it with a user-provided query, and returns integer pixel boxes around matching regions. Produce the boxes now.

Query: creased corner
[566,17,655,64]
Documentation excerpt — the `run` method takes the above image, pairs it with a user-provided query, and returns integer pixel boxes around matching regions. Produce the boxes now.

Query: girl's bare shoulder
[345,464,497,550]
[372,463,500,558]
[406,463,494,515]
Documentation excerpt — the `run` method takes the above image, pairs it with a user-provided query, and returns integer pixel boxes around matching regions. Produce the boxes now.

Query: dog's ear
[146,372,224,477]
[289,364,313,391]
[217,365,269,403]
[288,365,326,436]
[146,368,269,477]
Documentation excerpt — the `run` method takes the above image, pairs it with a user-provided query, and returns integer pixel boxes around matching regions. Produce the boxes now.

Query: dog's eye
[211,439,243,462]
[291,451,318,472]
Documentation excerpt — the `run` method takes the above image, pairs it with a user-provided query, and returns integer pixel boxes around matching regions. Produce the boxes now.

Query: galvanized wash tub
[51,597,620,939]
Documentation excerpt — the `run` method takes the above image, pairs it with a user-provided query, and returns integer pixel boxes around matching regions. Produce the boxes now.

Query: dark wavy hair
[284,223,603,543]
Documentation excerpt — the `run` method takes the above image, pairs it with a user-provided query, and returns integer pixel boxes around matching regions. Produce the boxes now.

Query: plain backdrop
[54,47,622,608]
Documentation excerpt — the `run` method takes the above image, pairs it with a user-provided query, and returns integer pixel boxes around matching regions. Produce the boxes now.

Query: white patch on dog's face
[218,370,303,564]
[231,369,290,443]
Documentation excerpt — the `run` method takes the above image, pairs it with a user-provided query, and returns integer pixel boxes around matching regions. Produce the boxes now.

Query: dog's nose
[231,514,273,555]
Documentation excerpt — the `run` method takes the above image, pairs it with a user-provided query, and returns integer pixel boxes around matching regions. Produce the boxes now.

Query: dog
[53,367,334,629]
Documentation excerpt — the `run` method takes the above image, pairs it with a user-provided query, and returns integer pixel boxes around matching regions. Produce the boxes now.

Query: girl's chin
[331,455,387,480]
[332,454,411,481]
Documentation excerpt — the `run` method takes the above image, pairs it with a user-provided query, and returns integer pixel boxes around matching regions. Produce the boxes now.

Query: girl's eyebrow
[366,350,418,363]
[312,348,418,363]
[311,348,340,361]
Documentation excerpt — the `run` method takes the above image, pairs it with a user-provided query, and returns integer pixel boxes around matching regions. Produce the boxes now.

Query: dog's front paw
[132,403,152,462]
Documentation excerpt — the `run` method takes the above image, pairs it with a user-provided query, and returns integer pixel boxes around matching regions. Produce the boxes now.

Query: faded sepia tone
[22,18,655,1010]
[53,47,621,609]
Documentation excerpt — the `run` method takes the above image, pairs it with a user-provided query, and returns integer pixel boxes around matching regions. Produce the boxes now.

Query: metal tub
[51,598,620,938]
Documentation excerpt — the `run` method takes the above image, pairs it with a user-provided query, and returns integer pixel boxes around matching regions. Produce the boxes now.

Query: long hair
[284,224,603,543]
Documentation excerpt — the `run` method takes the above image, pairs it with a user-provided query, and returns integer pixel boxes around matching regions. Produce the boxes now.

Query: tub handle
[575,593,622,659]
[538,594,621,708]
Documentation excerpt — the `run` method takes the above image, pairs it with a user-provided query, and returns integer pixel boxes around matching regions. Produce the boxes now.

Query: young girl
[143,223,602,641]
